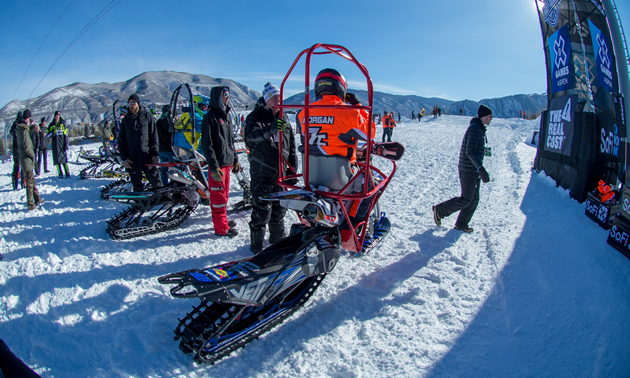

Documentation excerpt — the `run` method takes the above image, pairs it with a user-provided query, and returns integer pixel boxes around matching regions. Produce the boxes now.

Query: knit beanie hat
[41,117,46,123]
[262,82,280,103]
[54,111,60,116]
[128,94,141,105]
[23,109,32,119]
[478,104,493,118]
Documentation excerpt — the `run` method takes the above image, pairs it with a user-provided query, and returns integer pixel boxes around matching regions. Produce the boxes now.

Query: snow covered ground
[1,115,630,377]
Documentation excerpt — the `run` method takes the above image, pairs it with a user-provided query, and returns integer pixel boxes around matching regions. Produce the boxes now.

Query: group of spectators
[10,109,70,210]
[113,68,378,252]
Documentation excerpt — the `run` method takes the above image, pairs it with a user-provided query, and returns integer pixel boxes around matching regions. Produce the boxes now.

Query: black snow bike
[158,44,404,365]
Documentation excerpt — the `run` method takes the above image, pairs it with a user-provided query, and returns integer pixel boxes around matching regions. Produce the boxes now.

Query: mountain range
[0,70,547,135]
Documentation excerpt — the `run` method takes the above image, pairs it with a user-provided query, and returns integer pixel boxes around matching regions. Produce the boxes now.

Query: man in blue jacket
[432,104,492,233]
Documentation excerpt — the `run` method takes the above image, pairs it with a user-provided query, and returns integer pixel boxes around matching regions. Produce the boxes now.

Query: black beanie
[162,104,170,113]
[41,117,46,123]
[478,104,492,118]
[54,111,60,116]
[128,94,141,105]
[23,109,32,119]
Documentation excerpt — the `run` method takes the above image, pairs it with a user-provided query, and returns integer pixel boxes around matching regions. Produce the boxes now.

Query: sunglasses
[128,100,137,105]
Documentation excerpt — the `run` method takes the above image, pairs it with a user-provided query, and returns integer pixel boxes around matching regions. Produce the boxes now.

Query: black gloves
[345,93,361,105]
[479,167,490,183]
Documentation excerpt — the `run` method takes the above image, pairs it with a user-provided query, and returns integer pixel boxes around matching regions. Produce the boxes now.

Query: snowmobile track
[174,274,326,365]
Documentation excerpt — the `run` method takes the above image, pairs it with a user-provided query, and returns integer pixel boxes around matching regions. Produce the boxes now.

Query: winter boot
[454,224,474,233]
[432,205,441,227]
[268,223,286,245]
[250,228,266,254]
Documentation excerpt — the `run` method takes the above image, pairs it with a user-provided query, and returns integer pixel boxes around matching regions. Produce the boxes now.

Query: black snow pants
[434,169,480,228]
[249,176,287,251]
[127,167,161,192]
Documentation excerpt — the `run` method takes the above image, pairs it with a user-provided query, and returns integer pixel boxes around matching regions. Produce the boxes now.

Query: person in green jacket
[16,109,42,210]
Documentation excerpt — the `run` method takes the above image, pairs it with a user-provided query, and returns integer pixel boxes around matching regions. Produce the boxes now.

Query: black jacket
[10,122,19,154]
[156,113,173,153]
[200,86,238,172]
[458,117,487,173]
[118,107,159,168]
[39,124,49,150]
[244,97,297,179]
[47,117,68,165]
[30,126,40,153]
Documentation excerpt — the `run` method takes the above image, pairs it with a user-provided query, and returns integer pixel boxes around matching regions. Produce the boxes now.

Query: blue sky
[0,0,628,109]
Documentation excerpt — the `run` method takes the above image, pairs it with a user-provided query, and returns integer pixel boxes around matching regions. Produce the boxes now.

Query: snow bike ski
[159,44,404,365]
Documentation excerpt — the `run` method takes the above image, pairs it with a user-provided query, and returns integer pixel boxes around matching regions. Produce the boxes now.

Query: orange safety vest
[382,114,390,129]
[297,95,375,164]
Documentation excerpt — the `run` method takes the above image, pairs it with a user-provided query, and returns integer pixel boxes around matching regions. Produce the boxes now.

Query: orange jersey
[383,114,395,128]
[297,95,375,164]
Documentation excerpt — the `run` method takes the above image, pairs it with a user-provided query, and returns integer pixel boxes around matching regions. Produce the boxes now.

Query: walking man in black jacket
[118,94,161,191]
[201,86,239,238]
[432,104,492,233]
[244,82,298,253]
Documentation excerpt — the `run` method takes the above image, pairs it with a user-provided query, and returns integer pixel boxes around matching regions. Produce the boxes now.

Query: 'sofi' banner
[544,95,576,156]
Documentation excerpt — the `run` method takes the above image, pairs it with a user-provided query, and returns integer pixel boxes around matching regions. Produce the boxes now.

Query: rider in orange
[296,68,376,230]
[296,68,374,166]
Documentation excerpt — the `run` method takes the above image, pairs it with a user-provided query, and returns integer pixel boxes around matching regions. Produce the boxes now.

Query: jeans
[159,151,176,186]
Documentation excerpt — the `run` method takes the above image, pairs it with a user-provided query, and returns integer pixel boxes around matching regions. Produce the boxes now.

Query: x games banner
[548,24,573,93]
[536,0,619,115]
[535,0,624,201]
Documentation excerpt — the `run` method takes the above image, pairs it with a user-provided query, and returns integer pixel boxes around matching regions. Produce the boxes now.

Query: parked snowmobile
[158,44,404,365]
[80,100,126,179]
[102,149,208,239]
[79,153,125,179]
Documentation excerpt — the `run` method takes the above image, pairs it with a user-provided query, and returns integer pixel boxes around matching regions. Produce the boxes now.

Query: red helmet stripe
[315,72,347,90]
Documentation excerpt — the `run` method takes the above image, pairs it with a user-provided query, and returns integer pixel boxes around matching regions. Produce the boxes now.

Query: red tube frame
[274,43,397,252]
